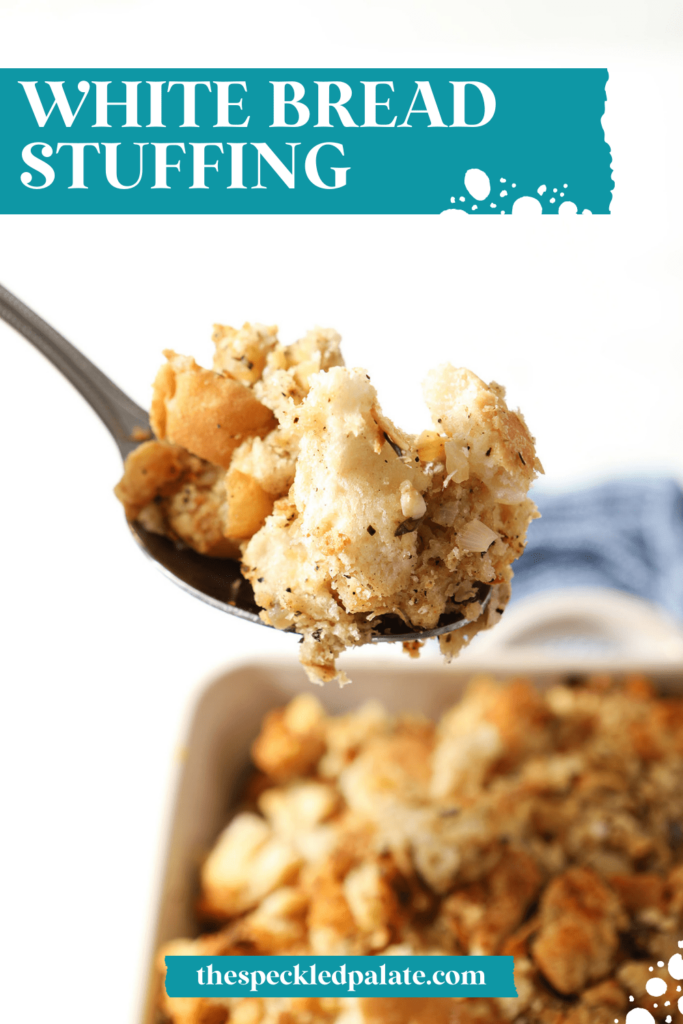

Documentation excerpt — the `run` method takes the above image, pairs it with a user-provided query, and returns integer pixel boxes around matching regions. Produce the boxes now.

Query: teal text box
[165,954,517,998]
[0,69,612,214]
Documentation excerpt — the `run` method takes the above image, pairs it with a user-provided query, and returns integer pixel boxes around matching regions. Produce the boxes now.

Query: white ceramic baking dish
[140,588,683,1023]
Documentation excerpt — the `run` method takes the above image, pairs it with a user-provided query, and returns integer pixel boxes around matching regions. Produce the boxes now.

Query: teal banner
[165,955,517,998]
[0,69,612,214]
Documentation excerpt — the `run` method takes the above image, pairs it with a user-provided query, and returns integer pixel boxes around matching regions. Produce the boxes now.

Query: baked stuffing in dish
[158,674,683,1024]
[115,324,542,683]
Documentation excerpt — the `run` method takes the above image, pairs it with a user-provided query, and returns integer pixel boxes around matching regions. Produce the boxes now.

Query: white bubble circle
[668,954,683,980]
[646,977,667,997]
[558,201,578,216]
[464,168,491,201]
[537,184,547,195]
[582,209,593,215]
[440,208,469,216]
[626,1009,655,1024]
[511,196,543,215]
[679,997,683,1014]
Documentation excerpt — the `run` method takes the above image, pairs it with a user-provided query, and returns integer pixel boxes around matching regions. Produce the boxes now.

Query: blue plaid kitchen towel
[511,478,683,620]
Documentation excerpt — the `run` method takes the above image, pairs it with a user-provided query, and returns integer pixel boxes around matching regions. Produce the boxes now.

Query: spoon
[0,281,490,642]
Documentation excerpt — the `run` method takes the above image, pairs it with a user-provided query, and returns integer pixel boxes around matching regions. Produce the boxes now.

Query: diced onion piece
[416,429,445,463]
[431,502,459,527]
[444,441,469,484]
[457,519,499,552]
[400,480,427,519]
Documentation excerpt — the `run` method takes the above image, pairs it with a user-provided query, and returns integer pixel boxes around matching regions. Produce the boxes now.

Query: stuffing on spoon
[115,323,542,684]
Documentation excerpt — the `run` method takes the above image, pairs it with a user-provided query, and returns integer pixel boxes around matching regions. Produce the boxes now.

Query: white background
[0,2,681,1021]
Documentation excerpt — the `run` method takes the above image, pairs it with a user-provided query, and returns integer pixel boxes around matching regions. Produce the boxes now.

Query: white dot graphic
[626,1009,655,1024]
[537,184,547,195]
[558,201,578,215]
[500,189,508,197]
[668,954,683,979]
[679,997,683,1014]
[647,978,667,997]
[490,202,497,208]
[549,197,556,203]
[658,962,665,968]
[450,196,455,203]
[511,196,542,215]
[500,177,506,182]
[464,168,491,201]
[459,196,465,202]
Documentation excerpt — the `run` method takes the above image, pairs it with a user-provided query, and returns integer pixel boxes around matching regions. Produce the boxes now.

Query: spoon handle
[0,281,149,458]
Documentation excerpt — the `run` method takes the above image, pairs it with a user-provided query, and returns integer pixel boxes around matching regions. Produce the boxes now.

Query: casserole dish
[140,588,683,1023]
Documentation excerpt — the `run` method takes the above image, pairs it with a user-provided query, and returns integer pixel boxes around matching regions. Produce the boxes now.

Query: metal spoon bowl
[0,282,489,642]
